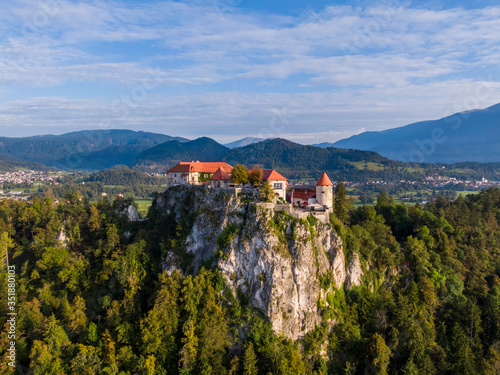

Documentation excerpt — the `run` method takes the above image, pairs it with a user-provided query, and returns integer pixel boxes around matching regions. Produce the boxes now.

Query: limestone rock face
[125,205,140,222]
[115,204,140,222]
[345,252,363,289]
[156,186,347,340]
[57,226,68,247]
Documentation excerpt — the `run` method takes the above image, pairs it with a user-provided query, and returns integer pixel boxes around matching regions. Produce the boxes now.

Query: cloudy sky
[1,0,500,144]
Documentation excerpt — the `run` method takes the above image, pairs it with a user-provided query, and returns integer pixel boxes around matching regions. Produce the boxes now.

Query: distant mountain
[71,145,151,171]
[132,137,408,180]
[0,129,188,170]
[133,137,500,181]
[333,103,500,163]
[313,142,336,148]
[224,137,267,149]
[223,138,403,180]
[135,137,229,170]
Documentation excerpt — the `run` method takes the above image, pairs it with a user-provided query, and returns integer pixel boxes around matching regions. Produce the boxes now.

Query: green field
[456,190,480,197]
[449,168,477,175]
[349,161,386,171]
[136,199,153,215]
[402,166,425,173]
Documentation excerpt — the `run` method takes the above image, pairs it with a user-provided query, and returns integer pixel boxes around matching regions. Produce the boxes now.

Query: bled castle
[166,161,334,215]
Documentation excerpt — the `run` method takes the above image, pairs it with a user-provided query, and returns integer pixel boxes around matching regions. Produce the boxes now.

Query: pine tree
[259,181,275,202]
[368,333,391,375]
[334,180,348,224]
[179,319,198,374]
[243,342,258,375]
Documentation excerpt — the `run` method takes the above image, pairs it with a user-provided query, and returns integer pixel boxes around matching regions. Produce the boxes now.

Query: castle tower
[316,172,333,209]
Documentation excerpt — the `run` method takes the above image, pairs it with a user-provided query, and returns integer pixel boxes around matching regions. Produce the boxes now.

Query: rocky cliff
[155,186,362,340]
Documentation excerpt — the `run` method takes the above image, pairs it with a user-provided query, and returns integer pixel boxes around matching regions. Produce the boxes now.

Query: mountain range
[224,137,267,149]
[1,104,500,177]
[331,103,500,163]
[0,129,187,171]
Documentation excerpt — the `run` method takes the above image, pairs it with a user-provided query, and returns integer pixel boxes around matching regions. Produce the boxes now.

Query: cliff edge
[155,186,361,340]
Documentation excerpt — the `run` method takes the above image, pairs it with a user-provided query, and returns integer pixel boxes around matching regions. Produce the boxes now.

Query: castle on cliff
[166,161,334,211]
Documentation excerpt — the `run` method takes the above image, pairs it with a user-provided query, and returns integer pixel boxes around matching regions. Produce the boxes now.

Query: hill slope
[136,137,500,181]
[0,129,187,170]
[135,137,230,170]
[223,138,405,180]
[0,152,55,172]
[333,103,500,163]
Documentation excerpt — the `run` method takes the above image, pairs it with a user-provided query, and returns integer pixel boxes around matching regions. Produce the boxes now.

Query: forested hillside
[84,168,159,186]
[1,188,500,373]
[223,139,500,181]
[135,137,229,171]
[0,130,186,170]
[0,153,55,173]
[3,131,500,183]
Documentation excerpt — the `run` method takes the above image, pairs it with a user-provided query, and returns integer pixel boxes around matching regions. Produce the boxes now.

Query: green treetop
[230,164,249,185]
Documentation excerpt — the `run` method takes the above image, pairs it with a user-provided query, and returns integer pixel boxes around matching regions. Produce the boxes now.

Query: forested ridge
[4,132,500,182]
[1,188,500,374]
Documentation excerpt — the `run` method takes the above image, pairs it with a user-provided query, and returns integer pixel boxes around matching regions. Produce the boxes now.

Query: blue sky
[1,0,500,144]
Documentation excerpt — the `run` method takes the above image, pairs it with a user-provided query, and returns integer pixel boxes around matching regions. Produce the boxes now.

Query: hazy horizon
[2,0,500,143]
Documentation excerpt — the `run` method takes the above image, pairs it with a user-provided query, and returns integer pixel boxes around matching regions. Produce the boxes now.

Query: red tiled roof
[293,190,316,200]
[262,169,287,181]
[210,167,231,180]
[316,172,333,186]
[167,162,233,174]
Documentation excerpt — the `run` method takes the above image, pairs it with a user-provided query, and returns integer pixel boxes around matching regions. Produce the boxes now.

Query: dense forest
[0,130,185,171]
[0,155,55,173]
[1,187,500,374]
[25,169,165,201]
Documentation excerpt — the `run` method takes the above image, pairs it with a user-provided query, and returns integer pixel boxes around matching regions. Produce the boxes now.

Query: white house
[291,189,317,207]
[262,169,288,199]
[166,162,289,199]
[166,161,233,186]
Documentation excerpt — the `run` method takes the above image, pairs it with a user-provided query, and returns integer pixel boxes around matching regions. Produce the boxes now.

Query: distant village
[1,163,499,204]
[0,170,59,185]
[0,170,62,200]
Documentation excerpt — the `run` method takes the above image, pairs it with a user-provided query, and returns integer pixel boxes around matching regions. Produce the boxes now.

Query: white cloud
[1,1,500,140]
[1,77,499,141]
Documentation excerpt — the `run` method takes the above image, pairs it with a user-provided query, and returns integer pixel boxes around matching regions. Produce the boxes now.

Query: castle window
[274,183,282,189]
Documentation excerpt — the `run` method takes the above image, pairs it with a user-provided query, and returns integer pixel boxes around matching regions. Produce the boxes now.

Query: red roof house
[210,167,231,181]
[262,169,288,182]
[167,162,233,174]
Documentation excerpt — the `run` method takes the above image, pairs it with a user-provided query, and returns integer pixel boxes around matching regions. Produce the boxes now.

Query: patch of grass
[135,199,153,215]
[456,190,480,197]
[348,161,386,171]
[403,166,425,173]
